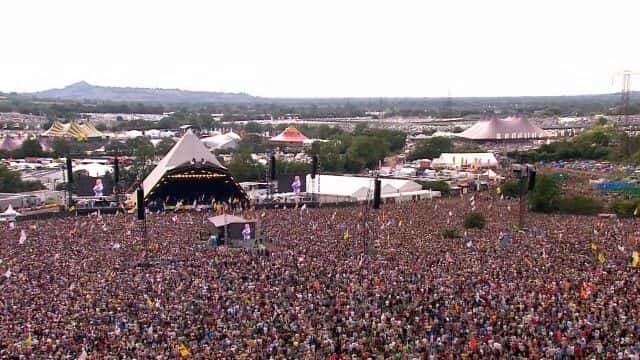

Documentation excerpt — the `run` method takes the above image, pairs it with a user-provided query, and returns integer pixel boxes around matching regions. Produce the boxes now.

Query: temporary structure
[270,126,309,145]
[457,115,547,140]
[140,130,247,204]
[432,153,498,169]
[201,133,240,150]
[42,121,105,139]
[305,174,423,201]
[0,204,21,221]
[207,215,256,241]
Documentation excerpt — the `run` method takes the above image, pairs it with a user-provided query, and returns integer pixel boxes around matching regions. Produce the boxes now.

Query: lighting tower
[613,70,639,124]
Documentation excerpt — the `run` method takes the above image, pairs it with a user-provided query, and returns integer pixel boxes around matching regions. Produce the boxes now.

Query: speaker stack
[136,187,145,220]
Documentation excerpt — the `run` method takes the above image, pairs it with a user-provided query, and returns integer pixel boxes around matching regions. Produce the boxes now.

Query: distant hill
[26,81,259,104]
[17,81,640,108]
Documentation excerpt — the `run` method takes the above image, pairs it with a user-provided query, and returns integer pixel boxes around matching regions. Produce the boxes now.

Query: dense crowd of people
[1,195,639,358]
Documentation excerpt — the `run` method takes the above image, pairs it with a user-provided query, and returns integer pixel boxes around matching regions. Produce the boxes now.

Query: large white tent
[457,115,547,140]
[0,204,20,221]
[201,133,240,150]
[304,174,423,201]
[2,204,20,216]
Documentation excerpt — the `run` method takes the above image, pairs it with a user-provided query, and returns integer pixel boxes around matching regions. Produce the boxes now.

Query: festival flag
[24,333,32,348]
[260,212,266,218]
[591,242,598,251]
[635,206,639,216]
[331,211,336,220]
[597,252,606,264]
[4,268,11,278]
[580,282,593,299]
[632,251,639,268]
[448,211,453,217]
[144,295,154,307]
[9,221,15,230]
[500,234,510,246]
[179,343,191,358]
[19,230,26,245]
[496,186,501,194]
[343,231,349,241]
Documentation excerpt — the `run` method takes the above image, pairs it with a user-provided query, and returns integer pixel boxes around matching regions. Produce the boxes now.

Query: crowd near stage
[1,194,639,358]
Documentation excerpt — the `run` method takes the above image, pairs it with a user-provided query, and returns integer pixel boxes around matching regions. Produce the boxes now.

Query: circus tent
[270,126,309,145]
[42,121,105,139]
[457,115,547,141]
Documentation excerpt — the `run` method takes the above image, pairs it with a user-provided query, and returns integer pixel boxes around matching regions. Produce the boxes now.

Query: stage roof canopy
[143,130,225,198]
[208,214,256,227]
[140,130,247,204]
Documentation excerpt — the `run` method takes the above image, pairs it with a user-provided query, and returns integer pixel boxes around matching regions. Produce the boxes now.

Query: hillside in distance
[26,81,259,104]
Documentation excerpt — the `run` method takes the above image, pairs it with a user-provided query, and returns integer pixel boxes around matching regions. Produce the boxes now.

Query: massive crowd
[1,195,639,359]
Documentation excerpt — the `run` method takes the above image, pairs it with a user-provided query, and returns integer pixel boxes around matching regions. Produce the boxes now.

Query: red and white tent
[270,126,309,145]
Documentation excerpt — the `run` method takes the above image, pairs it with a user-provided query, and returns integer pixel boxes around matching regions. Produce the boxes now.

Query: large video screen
[276,175,306,194]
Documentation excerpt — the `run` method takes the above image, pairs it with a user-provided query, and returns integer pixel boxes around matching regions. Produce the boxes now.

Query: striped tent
[42,121,105,139]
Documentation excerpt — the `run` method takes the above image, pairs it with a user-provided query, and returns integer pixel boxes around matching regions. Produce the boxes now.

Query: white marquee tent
[0,204,20,221]
[304,174,423,202]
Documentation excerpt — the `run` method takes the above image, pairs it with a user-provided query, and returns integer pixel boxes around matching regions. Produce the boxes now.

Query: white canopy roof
[144,129,161,138]
[305,174,422,201]
[124,130,144,138]
[457,115,547,140]
[483,169,499,178]
[208,214,255,227]
[141,130,225,198]
[2,204,20,216]
[159,131,176,138]
[201,134,239,150]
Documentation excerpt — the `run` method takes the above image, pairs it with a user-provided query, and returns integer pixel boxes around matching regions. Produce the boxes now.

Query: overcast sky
[0,0,638,98]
